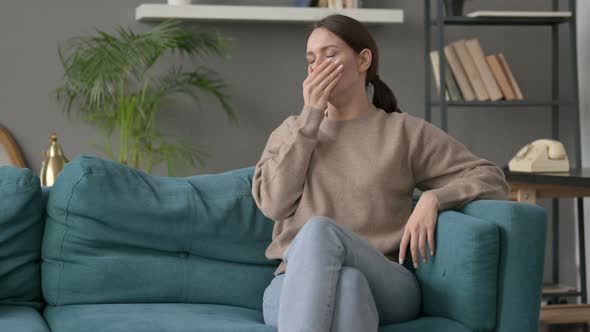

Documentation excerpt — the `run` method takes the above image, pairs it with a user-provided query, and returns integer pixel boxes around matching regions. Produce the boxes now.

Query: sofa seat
[43,303,275,332]
[43,302,471,332]
[0,305,50,332]
[380,317,471,332]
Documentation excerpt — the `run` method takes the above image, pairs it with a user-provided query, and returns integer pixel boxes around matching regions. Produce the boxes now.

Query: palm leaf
[56,19,234,174]
[150,66,237,124]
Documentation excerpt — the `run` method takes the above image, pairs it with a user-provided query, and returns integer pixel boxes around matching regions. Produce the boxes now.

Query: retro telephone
[508,139,570,173]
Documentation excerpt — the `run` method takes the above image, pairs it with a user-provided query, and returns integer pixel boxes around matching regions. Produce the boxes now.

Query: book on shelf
[497,53,524,100]
[432,38,526,102]
[328,0,343,9]
[429,51,449,101]
[466,11,572,18]
[430,51,463,101]
[444,44,475,101]
[465,38,502,101]
[429,51,462,101]
[295,0,313,6]
[486,54,516,100]
[341,0,361,8]
[313,0,360,8]
[452,40,490,101]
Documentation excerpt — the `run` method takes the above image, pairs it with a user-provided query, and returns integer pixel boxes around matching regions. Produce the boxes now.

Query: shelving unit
[434,15,571,25]
[135,4,404,24]
[429,100,574,107]
[425,0,585,329]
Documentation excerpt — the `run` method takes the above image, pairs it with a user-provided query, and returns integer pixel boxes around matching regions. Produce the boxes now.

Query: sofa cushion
[380,317,471,332]
[43,303,274,332]
[42,155,277,310]
[0,166,45,308]
[405,210,500,332]
[43,304,472,332]
[0,305,51,332]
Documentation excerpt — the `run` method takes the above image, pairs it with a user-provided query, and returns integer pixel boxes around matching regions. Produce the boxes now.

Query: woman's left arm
[399,117,510,268]
[411,118,510,211]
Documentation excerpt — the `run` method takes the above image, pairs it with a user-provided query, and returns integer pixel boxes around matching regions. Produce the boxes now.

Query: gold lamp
[40,133,68,186]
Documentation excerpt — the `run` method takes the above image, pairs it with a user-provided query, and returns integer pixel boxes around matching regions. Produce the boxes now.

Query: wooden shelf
[540,304,590,324]
[135,4,404,24]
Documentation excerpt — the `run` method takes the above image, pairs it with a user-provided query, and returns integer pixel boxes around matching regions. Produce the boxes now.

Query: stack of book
[430,38,523,102]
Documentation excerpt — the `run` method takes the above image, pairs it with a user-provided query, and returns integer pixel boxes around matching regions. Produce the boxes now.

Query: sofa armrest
[404,210,500,331]
[460,200,547,332]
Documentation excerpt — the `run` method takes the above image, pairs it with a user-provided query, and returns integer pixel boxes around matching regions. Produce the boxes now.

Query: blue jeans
[262,216,421,332]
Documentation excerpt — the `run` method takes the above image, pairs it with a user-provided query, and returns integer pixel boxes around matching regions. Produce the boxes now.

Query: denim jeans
[262,216,421,332]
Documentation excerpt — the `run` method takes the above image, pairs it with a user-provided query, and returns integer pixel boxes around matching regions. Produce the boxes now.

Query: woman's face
[306,27,370,98]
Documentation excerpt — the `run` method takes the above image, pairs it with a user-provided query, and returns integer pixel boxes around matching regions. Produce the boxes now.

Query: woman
[251,14,509,332]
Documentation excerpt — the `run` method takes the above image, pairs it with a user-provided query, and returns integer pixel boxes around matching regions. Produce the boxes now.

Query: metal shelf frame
[424,0,585,328]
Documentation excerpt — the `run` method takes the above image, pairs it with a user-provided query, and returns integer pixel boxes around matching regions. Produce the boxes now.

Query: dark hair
[309,14,401,113]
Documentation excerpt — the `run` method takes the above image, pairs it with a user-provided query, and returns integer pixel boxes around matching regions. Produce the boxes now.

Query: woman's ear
[358,48,373,72]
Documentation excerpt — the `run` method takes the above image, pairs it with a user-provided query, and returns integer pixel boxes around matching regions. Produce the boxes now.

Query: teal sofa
[0,155,547,332]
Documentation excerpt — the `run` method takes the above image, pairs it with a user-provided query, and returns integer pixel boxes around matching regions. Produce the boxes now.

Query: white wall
[577,0,590,302]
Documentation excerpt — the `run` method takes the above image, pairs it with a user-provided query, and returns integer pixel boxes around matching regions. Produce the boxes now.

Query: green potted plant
[57,20,236,175]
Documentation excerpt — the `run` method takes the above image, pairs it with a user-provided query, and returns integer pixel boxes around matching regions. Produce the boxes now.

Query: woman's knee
[339,267,373,297]
[283,216,345,264]
[286,216,344,256]
[299,215,339,238]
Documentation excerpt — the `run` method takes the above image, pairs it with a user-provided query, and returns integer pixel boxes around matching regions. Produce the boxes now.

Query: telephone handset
[508,139,570,173]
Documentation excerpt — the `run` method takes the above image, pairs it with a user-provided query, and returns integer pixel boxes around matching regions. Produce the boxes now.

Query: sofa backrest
[0,166,45,309]
[42,155,277,310]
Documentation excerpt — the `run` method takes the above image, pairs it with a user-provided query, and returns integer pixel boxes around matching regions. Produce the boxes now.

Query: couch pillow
[42,155,276,310]
[0,166,45,309]
[410,210,500,331]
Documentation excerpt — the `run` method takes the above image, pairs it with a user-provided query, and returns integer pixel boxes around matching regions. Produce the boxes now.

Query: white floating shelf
[136,4,404,24]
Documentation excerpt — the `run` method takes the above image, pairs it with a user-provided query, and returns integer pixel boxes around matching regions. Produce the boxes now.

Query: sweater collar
[323,104,380,126]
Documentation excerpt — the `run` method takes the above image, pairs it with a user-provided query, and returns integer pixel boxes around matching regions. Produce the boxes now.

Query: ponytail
[368,75,401,113]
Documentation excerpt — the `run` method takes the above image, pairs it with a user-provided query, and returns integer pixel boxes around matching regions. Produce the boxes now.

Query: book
[452,40,490,101]
[430,51,462,101]
[497,53,524,100]
[343,0,359,8]
[444,44,475,101]
[430,51,450,101]
[295,0,313,6]
[325,0,360,9]
[486,54,516,100]
[466,11,572,18]
[465,38,502,101]
[328,0,343,9]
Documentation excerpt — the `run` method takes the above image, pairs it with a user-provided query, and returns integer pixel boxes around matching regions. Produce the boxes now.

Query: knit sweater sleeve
[409,117,510,211]
[251,106,325,220]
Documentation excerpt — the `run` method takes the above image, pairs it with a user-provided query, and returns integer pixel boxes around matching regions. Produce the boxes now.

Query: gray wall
[0,1,584,286]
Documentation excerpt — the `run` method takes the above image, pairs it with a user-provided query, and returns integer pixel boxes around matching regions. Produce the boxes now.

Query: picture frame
[0,125,27,168]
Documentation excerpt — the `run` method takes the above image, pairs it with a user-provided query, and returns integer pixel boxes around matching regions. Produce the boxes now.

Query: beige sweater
[252,105,509,276]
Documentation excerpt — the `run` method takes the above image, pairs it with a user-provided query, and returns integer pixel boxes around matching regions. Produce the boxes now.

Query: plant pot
[168,0,192,5]
[443,0,464,16]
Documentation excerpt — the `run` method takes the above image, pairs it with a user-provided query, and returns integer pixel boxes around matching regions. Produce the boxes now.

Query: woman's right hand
[303,58,344,111]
